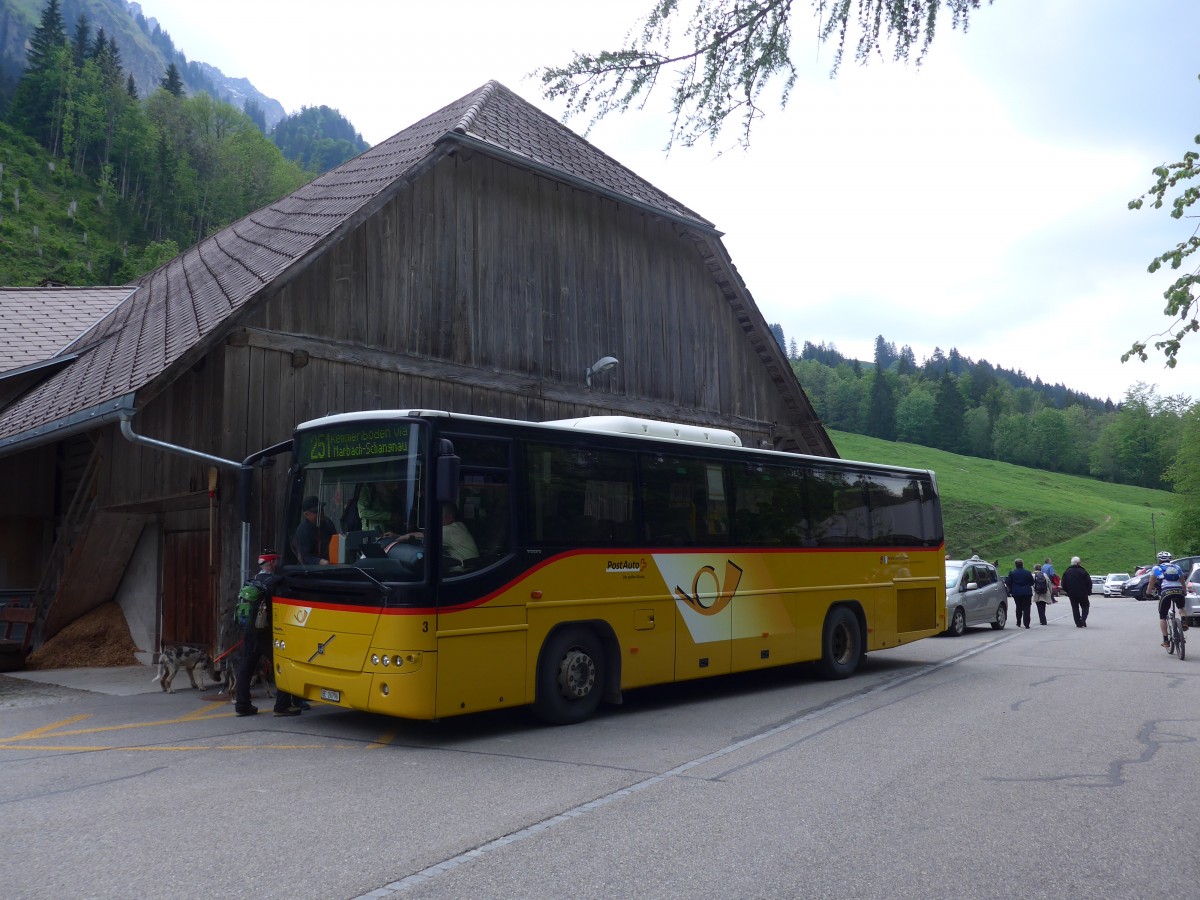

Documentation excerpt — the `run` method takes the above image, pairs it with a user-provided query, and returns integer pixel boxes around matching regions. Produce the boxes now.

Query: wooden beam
[230,326,780,433]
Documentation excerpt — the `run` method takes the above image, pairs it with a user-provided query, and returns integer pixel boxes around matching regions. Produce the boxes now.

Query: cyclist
[1149,550,1186,649]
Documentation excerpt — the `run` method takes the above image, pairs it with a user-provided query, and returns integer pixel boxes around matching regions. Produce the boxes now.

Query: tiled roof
[0,82,720,447]
[0,287,134,374]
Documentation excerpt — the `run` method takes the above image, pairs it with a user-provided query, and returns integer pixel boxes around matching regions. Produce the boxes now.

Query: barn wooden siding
[200,151,808,619]
[233,151,794,435]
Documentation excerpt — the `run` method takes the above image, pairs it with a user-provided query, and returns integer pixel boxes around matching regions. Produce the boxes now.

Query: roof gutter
[0,392,136,457]
[440,131,724,238]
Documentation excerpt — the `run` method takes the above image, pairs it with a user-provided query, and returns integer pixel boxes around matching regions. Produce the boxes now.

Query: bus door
[641,454,733,680]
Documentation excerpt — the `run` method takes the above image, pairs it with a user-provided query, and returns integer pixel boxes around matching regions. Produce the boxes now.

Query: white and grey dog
[152,646,215,693]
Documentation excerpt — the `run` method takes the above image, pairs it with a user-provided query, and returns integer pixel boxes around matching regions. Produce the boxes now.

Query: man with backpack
[1149,551,1186,649]
[1032,565,1053,625]
[234,550,304,717]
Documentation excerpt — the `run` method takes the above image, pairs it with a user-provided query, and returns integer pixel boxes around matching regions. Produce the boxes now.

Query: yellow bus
[270,411,945,724]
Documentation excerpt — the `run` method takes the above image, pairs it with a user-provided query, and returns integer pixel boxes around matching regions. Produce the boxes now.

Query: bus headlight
[392,655,404,667]
[370,654,380,666]
[382,655,390,666]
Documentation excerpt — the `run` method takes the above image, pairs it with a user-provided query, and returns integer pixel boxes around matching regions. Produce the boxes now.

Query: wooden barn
[0,81,834,662]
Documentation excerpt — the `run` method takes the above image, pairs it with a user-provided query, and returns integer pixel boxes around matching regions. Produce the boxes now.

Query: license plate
[320,689,341,702]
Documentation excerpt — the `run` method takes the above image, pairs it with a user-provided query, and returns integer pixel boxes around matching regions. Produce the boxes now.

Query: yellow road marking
[0,714,92,743]
[367,726,399,749]
[181,704,229,721]
[0,708,255,742]
[0,743,325,752]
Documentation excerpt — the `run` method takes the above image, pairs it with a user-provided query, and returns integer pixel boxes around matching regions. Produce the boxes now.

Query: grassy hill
[829,429,1173,576]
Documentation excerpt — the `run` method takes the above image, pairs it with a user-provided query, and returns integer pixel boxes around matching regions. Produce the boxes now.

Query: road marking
[357,632,1022,897]
[0,714,92,743]
[367,727,400,749]
[0,743,325,752]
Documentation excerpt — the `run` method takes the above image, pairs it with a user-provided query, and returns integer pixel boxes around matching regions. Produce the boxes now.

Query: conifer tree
[8,0,70,152]
[161,62,184,97]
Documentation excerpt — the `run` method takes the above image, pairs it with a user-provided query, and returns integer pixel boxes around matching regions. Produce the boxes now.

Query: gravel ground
[0,673,90,710]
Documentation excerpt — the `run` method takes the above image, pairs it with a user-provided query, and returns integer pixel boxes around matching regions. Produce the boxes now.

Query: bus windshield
[285,420,428,581]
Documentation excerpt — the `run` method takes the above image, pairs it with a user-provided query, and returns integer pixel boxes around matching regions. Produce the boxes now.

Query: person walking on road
[1042,557,1059,600]
[1005,559,1035,629]
[1060,556,1092,627]
[1032,564,1053,624]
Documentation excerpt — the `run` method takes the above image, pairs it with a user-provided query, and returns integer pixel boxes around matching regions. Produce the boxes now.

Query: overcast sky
[142,0,1200,405]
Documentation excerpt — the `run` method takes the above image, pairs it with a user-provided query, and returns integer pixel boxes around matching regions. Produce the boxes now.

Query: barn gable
[0,80,835,653]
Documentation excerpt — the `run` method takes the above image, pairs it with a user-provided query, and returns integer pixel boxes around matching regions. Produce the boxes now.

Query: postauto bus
[269,411,945,724]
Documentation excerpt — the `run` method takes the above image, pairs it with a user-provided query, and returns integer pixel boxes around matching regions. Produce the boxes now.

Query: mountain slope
[0,0,284,126]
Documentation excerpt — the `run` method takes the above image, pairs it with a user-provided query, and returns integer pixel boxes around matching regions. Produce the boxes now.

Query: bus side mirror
[238,464,254,523]
[436,440,460,505]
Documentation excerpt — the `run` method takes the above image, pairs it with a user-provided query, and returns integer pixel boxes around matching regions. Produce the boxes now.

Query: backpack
[235,582,266,628]
[1033,571,1048,595]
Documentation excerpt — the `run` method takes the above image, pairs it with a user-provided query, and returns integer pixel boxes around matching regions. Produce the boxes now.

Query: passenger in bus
[358,481,405,533]
[295,496,336,565]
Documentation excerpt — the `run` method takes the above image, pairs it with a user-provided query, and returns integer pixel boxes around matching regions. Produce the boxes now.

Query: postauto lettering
[300,425,411,463]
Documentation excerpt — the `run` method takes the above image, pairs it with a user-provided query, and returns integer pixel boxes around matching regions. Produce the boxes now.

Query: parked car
[1103,573,1130,597]
[945,558,1007,635]
[1184,563,1200,627]
[1125,555,1200,600]
[1090,575,1105,595]
[1122,565,1154,600]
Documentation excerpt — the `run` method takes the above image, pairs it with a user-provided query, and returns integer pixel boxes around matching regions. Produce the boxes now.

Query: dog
[218,647,275,701]
[152,645,216,693]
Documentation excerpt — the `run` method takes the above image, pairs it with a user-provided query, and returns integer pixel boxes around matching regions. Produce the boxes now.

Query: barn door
[161,529,216,647]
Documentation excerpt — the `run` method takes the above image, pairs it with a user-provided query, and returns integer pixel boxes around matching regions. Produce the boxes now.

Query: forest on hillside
[769,327,1200,551]
[0,0,367,286]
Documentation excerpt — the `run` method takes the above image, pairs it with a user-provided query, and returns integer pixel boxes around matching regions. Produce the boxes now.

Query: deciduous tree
[1127,75,1200,369]
[538,0,993,147]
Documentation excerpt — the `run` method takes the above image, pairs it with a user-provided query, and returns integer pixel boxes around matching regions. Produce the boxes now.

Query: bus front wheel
[534,626,605,725]
[817,606,862,679]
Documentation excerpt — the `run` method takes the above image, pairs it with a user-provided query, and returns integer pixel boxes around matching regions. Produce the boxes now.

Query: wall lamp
[586,355,620,388]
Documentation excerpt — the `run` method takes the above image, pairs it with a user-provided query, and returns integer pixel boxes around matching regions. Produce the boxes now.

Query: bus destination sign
[299,424,412,463]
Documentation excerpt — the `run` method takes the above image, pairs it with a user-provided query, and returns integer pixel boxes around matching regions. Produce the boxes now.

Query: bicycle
[1166,594,1187,660]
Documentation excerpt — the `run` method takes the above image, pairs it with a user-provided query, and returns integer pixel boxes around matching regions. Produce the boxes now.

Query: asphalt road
[2,595,1197,899]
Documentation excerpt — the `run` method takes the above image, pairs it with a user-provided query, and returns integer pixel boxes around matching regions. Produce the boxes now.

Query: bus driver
[392,502,479,568]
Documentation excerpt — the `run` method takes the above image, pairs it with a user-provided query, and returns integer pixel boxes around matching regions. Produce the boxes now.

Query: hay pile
[24,602,139,669]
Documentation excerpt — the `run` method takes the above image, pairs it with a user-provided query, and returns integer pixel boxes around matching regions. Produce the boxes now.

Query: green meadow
[829,430,1176,576]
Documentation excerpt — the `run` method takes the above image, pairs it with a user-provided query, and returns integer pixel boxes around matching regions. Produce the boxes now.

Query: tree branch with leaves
[535,0,991,148]
[1127,80,1200,369]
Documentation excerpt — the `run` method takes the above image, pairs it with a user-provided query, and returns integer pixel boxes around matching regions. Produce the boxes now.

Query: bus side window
[731,462,805,547]
[445,436,512,569]
[641,455,725,547]
[523,442,635,548]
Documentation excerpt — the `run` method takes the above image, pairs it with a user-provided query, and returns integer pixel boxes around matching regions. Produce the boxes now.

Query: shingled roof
[0,81,829,455]
[0,287,133,374]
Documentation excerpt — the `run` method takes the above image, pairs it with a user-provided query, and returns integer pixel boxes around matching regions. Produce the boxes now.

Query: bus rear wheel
[534,626,605,725]
[817,606,862,679]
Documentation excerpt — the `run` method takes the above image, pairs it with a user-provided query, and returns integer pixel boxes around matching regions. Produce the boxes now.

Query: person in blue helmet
[1149,550,1186,649]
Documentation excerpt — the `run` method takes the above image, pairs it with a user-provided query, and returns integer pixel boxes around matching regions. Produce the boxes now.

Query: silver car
[945,558,1007,635]
[1184,564,1200,627]
[1104,573,1129,597]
